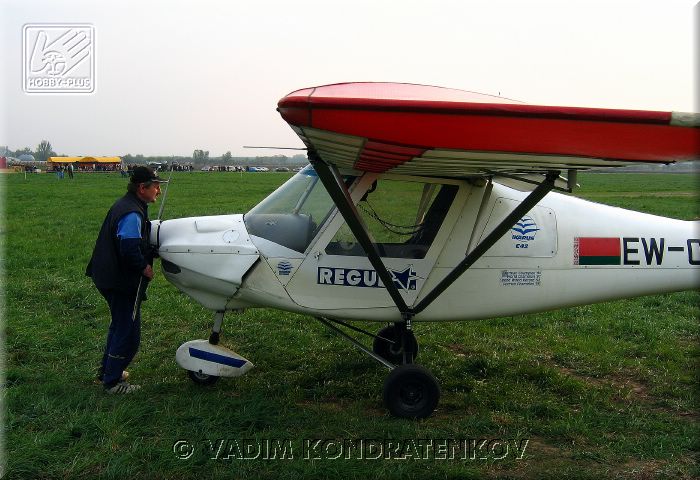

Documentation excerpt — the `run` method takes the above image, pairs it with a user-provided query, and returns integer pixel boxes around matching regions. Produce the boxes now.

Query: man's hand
[143,264,154,280]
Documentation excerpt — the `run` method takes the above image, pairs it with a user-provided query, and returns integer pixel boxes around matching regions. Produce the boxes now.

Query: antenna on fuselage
[242,146,307,150]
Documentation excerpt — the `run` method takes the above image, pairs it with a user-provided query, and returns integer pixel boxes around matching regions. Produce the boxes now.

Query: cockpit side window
[244,165,356,253]
[325,179,458,259]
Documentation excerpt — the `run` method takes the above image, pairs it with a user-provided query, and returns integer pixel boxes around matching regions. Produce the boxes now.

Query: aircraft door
[285,175,464,310]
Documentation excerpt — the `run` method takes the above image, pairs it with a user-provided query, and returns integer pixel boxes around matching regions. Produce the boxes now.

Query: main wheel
[188,370,220,386]
[373,325,418,364]
[383,364,440,419]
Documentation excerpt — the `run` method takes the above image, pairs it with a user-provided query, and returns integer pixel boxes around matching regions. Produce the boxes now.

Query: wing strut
[310,149,559,321]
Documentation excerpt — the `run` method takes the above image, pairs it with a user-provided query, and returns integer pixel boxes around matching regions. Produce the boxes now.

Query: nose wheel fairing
[176,339,254,379]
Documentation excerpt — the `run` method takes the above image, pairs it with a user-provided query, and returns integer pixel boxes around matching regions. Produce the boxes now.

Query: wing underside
[295,126,636,178]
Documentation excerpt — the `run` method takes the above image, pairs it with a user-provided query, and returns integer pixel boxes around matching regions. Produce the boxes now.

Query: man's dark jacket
[86,192,150,294]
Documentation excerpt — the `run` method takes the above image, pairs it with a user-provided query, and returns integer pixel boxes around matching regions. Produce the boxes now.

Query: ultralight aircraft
[151,83,699,418]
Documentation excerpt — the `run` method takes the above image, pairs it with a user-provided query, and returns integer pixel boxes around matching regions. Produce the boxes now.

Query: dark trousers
[98,288,141,387]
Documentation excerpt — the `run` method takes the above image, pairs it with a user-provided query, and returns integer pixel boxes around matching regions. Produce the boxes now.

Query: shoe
[105,381,141,394]
[96,370,129,383]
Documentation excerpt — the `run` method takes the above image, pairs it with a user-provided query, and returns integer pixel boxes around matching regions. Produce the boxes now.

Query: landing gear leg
[208,311,225,345]
[380,318,440,419]
[189,310,227,385]
[372,323,419,364]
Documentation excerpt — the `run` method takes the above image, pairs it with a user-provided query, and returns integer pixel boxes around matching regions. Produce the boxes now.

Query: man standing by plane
[86,166,166,394]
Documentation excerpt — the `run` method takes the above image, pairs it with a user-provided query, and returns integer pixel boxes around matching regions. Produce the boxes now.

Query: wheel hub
[400,383,424,406]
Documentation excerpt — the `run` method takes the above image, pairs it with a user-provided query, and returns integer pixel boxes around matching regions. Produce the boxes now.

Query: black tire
[373,325,418,364]
[383,364,440,419]
[187,370,220,386]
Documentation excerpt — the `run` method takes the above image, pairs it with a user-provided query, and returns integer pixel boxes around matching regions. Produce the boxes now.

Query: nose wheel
[188,370,220,385]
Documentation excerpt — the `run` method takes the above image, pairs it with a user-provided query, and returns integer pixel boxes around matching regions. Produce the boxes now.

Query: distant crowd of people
[53,164,75,179]
[50,163,121,173]
[124,163,195,173]
[26,162,296,177]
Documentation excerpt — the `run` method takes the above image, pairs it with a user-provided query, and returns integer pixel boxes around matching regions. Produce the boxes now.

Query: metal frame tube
[316,317,396,370]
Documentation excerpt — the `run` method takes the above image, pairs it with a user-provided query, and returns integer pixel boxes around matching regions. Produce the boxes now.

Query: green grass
[5,171,699,479]
[573,173,700,219]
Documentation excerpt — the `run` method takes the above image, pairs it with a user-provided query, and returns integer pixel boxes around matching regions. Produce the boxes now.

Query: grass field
[4,171,699,479]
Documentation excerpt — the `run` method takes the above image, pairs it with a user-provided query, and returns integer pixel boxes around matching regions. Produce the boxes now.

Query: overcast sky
[0,0,696,157]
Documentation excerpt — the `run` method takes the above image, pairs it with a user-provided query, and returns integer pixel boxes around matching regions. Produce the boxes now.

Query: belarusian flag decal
[574,237,621,265]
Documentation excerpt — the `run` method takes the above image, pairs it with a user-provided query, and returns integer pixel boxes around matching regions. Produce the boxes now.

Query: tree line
[5,140,56,162]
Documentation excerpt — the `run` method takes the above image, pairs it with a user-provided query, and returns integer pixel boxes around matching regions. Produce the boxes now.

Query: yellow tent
[48,156,122,164]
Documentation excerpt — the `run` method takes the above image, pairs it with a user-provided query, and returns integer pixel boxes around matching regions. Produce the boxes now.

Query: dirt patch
[556,366,609,387]
[555,365,650,397]
[295,398,360,414]
[609,459,688,480]
[445,343,470,356]
[525,437,568,458]
[612,377,651,402]
[555,366,699,418]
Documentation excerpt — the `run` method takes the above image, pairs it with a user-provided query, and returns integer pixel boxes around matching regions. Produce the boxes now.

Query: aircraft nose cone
[148,215,260,310]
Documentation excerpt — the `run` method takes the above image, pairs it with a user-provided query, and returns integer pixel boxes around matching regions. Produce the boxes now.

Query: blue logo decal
[511,216,539,242]
[389,266,419,291]
[277,261,293,276]
[317,266,420,291]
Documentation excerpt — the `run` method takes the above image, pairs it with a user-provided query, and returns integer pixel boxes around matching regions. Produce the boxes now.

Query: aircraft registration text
[574,237,700,266]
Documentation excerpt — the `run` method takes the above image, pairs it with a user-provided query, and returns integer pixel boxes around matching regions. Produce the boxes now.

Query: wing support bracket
[310,149,558,321]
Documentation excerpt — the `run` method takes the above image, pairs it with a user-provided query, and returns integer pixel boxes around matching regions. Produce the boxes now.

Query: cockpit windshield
[244,165,340,252]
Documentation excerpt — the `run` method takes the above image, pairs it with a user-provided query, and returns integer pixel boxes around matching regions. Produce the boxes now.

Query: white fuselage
[152,173,699,322]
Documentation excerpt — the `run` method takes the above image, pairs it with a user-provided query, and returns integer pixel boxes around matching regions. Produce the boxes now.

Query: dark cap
[130,166,168,185]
